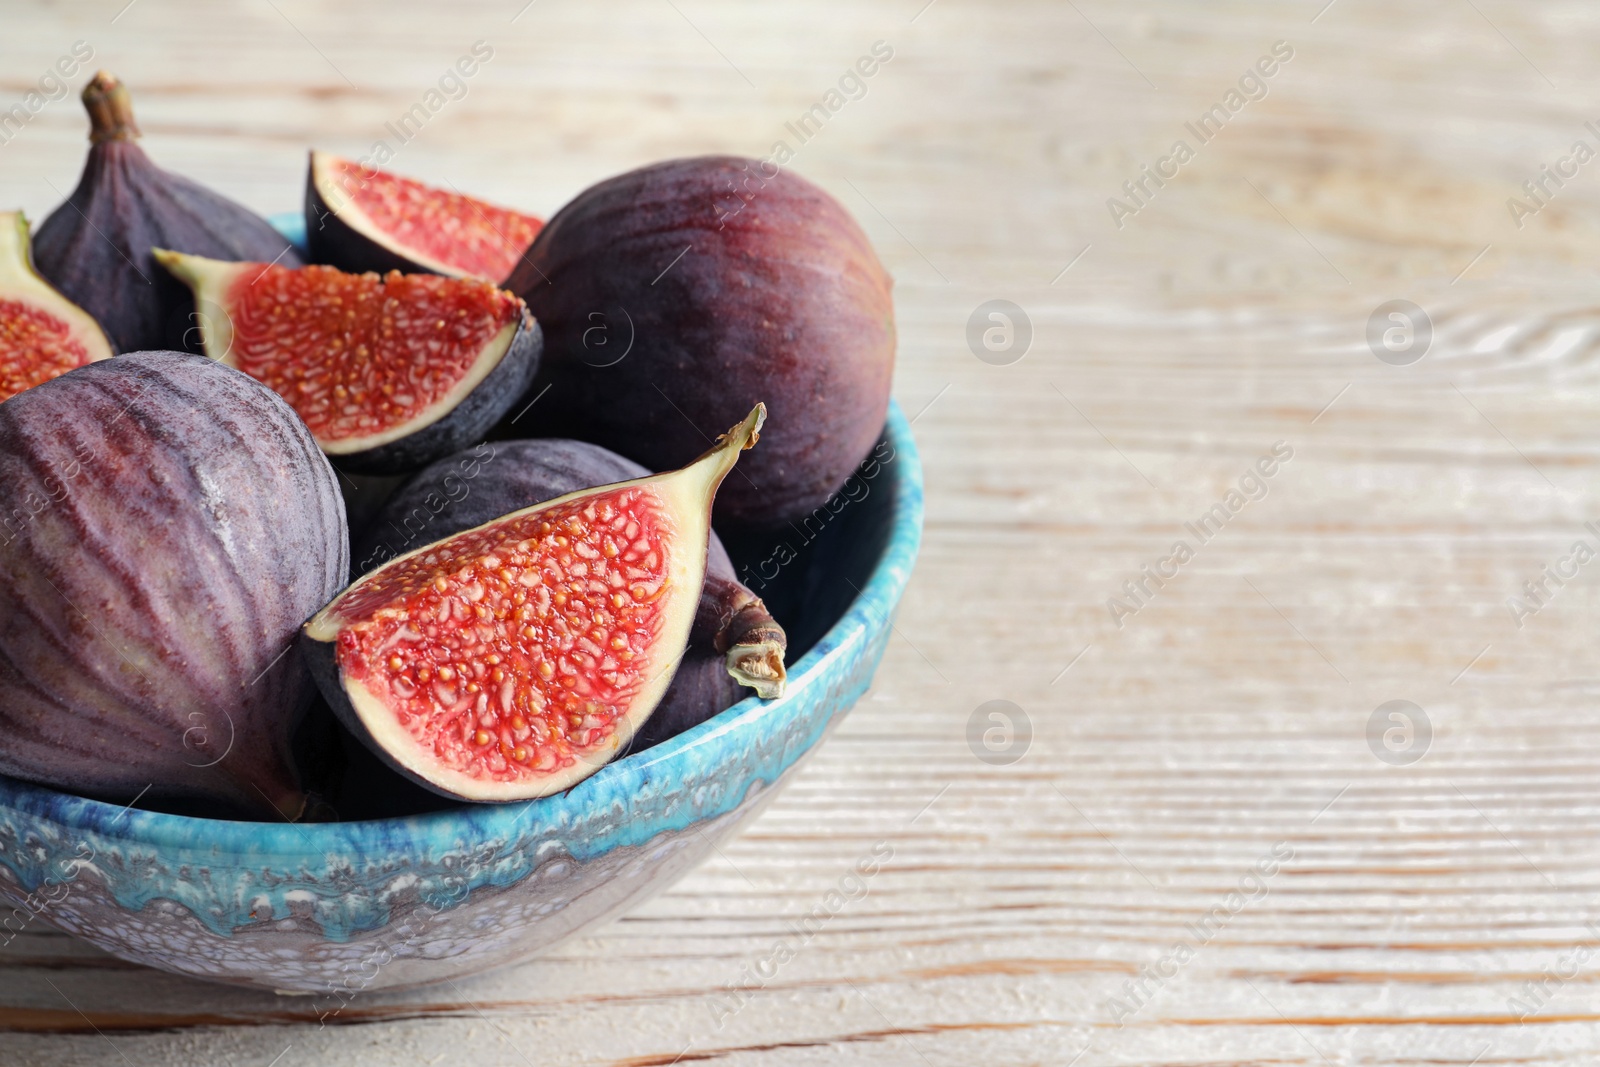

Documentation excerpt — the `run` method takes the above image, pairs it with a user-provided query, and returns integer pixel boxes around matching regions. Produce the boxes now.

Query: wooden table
[7,1,1600,1063]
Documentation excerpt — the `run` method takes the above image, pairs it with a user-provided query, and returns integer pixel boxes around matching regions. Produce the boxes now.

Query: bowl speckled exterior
[0,392,921,993]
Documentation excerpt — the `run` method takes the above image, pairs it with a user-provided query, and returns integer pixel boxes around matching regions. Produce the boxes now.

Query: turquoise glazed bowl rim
[0,399,923,860]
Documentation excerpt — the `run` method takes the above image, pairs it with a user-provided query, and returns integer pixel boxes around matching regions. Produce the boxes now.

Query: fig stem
[83,71,140,144]
[715,593,788,699]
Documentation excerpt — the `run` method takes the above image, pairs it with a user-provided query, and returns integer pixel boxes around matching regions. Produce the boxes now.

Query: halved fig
[306,151,543,282]
[154,251,540,475]
[302,405,765,802]
[0,211,112,401]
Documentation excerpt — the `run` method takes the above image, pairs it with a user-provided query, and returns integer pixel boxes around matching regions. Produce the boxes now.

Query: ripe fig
[0,211,112,401]
[504,155,895,531]
[302,405,765,802]
[353,437,787,701]
[31,72,303,354]
[155,251,541,475]
[306,151,543,281]
[0,351,347,820]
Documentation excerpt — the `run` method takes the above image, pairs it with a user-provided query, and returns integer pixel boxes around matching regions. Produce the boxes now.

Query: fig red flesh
[355,437,787,734]
[341,487,670,782]
[156,252,540,474]
[307,151,543,281]
[0,212,112,401]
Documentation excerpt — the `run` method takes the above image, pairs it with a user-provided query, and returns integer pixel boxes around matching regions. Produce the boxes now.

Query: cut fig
[32,72,303,354]
[306,151,543,281]
[353,437,787,701]
[0,211,112,401]
[302,405,765,802]
[155,251,541,475]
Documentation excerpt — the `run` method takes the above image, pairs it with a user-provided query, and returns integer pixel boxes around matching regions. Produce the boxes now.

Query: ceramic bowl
[0,384,921,992]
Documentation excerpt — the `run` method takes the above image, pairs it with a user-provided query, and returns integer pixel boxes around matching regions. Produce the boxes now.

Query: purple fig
[31,72,303,354]
[504,156,895,532]
[0,351,347,819]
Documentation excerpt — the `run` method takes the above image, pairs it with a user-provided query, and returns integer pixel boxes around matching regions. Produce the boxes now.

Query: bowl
[0,392,921,993]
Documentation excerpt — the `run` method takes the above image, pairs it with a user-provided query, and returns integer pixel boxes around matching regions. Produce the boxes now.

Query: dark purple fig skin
[352,437,782,747]
[32,73,302,355]
[0,351,348,819]
[328,316,542,477]
[631,648,745,752]
[503,155,895,532]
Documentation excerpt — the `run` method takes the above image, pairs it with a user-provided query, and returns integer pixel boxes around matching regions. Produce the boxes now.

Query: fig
[353,437,786,702]
[301,405,765,802]
[31,72,302,354]
[155,251,541,475]
[632,644,745,751]
[0,351,347,820]
[504,155,895,530]
[306,151,543,281]
[0,211,112,401]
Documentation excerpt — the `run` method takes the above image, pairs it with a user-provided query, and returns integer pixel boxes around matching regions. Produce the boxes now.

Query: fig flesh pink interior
[315,153,543,281]
[335,487,674,789]
[155,252,525,453]
[304,404,766,802]
[0,211,111,400]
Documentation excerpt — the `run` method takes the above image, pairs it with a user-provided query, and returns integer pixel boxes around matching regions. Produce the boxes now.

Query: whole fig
[505,156,895,531]
[31,72,302,354]
[0,351,347,818]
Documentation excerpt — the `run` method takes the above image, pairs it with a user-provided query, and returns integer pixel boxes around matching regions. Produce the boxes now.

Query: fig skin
[504,155,895,532]
[31,72,302,354]
[352,437,785,746]
[0,351,348,819]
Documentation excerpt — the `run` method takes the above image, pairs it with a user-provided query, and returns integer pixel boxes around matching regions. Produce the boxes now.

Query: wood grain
[7,0,1600,1063]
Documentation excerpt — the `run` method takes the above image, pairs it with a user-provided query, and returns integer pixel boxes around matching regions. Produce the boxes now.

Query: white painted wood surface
[7,0,1600,1063]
